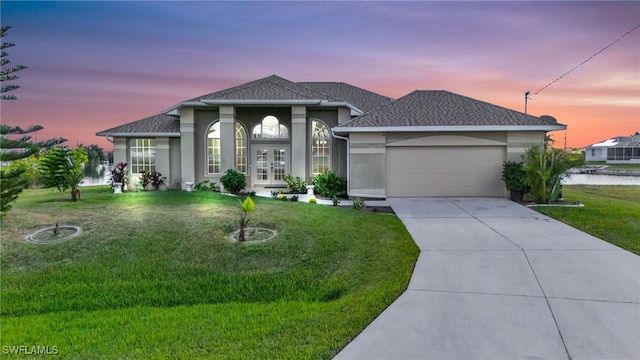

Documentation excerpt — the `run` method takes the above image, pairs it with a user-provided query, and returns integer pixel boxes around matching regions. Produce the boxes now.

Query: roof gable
[337,90,565,129]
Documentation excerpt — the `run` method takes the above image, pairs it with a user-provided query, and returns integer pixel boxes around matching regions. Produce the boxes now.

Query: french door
[252,145,289,186]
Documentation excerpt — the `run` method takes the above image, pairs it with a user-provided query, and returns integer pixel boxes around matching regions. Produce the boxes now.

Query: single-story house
[97,75,566,198]
[585,132,640,163]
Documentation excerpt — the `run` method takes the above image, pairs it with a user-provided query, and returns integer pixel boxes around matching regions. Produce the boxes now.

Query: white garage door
[387,146,505,197]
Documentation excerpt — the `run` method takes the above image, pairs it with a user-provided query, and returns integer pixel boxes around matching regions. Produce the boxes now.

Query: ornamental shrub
[501,161,528,193]
[312,171,346,198]
[521,141,584,203]
[351,197,365,211]
[194,180,220,192]
[220,169,246,194]
[139,170,152,190]
[109,162,128,192]
[283,174,307,194]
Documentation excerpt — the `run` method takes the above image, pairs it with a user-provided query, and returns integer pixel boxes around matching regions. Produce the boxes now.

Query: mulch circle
[229,227,278,243]
[25,225,82,244]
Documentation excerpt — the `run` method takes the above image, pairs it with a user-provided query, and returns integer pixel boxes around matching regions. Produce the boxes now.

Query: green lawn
[534,185,640,255]
[585,161,640,170]
[0,187,419,359]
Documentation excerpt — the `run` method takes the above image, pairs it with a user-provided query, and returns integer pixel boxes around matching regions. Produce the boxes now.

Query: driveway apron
[334,198,640,360]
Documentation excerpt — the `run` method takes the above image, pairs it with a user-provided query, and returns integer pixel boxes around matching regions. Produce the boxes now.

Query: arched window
[252,115,288,139]
[235,123,247,173]
[312,120,330,175]
[207,121,248,174]
[207,122,221,174]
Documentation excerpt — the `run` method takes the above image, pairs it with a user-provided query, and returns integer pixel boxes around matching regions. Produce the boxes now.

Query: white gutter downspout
[331,130,350,196]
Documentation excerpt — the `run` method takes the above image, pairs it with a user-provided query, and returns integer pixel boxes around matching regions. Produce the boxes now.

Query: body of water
[563,174,640,186]
[80,162,110,187]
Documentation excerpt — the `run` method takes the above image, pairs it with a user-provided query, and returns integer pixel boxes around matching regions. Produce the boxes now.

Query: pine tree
[1,26,27,100]
[0,126,67,214]
[0,26,67,215]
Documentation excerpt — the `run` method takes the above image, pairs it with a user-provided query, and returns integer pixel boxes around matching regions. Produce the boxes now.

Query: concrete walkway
[335,198,640,360]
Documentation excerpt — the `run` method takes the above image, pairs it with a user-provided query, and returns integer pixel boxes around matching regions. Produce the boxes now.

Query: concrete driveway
[335,198,640,360]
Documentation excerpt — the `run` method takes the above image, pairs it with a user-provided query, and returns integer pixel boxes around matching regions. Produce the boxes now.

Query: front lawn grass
[534,185,640,255]
[0,187,419,359]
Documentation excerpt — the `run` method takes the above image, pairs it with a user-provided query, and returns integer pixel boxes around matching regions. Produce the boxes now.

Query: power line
[533,23,640,95]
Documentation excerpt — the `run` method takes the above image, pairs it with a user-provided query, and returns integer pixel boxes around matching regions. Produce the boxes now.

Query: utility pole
[524,91,531,114]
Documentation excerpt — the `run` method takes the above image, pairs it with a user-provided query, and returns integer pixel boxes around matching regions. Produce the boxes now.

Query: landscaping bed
[0,186,419,359]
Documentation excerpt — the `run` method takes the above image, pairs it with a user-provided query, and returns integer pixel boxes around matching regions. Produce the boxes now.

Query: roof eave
[162,101,207,114]
[333,124,568,133]
[96,132,181,137]
[318,101,364,116]
[201,99,322,106]
[166,99,362,114]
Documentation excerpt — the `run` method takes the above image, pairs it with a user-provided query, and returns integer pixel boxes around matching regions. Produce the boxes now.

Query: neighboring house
[97,75,565,198]
[585,133,640,164]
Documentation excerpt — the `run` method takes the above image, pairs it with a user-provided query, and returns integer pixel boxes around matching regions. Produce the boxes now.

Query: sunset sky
[2,1,639,151]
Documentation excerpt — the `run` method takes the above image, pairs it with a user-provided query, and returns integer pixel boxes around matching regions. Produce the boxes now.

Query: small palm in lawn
[238,196,255,241]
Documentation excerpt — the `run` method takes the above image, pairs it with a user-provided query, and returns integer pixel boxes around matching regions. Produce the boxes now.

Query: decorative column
[219,105,236,174]
[179,107,195,189]
[291,105,307,179]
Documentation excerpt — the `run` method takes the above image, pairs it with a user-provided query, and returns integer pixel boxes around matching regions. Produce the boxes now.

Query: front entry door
[253,145,289,186]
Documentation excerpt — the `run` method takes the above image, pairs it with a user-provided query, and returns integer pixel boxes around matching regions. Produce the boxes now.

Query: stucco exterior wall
[348,132,387,197]
[506,131,545,161]
[108,105,357,190]
[155,137,171,189]
[179,107,196,189]
[347,131,548,198]
[112,137,127,166]
[112,136,180,191]
[193,109,219,185]
[189,106,346,187]
[585,147,607,162]
[169,137,181,188]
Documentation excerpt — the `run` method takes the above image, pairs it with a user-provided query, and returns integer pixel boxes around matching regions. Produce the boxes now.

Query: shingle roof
[97,77,565,137]
[191,75,338,102]
[611,133,640,148]
[298,82,393,113]
[96,113,179,136]
[588,132,640,148]
[338,90,565,128]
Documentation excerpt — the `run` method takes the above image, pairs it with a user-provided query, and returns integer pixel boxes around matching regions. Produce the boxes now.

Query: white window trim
[130,138,156,174]
[235,122,248,174]
[252,115,290,140]
[206,121,221,175]
[311,119,331,175]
